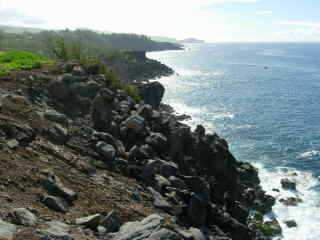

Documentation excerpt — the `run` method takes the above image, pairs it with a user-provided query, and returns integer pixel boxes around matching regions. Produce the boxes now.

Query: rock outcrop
[0,61,276,239]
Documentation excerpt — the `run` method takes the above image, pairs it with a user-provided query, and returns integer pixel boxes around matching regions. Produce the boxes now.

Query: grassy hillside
[0,25,43,34]
[0,28,182,58]
[0,50,52,76]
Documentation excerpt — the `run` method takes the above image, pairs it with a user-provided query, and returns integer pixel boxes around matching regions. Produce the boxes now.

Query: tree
[0,30,4,51]
[43,32,68,60]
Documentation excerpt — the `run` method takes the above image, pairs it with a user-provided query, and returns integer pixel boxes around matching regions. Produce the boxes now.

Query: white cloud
[2,0,320,42]
[0,8,46,26]
[279,21,320,28]
[277,21,320,41]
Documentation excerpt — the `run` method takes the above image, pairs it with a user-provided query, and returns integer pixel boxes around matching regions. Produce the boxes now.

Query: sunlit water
[148,43,320,240]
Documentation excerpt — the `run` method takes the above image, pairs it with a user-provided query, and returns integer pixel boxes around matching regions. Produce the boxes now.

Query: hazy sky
[0,0,319,42]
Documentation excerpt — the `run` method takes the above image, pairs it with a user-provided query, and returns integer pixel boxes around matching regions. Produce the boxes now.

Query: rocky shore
[0,61,278,240]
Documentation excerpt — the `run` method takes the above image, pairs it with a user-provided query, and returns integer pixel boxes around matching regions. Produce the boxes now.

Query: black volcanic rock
[0,61,277,240]
[137,81,165,109]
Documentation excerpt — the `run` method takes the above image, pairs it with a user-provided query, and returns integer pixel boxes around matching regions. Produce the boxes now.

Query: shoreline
[147,47,320,239]
[146,50,289,238]
[0,59,278,239]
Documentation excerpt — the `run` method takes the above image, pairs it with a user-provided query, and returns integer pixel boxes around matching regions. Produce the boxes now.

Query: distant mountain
[180,38,205,44]
[150,36,179,44]
[0,25,43,34]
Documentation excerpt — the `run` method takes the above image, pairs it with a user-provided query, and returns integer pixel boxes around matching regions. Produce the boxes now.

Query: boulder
[72,65,85,76]
[96,141,116,161]
[41,171,77,203]
[194,134,238,197]
[122,115,145,133]
[142,159,178,180]
[118,101,131,115]
[100,210,122,233]
[92,88,115,131]
[47,124,69,144]
[42,195,69,213]
[148,187,172,212]
[48,74,73,101]
[154,175,171,193]
[69,80,101,99]
[0,121,36,146]
[195,125,205,137]
[76,214,101,230]
[279,197,302,206]
[44,110,68,125]
[228,202,249,225]
[181,176,210,203]
[169,176,188,190]
[37,221,72,239]
[146,132,168,152]
[129,145,154,161]
[10,208,37,226]
[169,125,192,173]
[6,139,19,149]
[148,228,181,240]
[137,82,165,109]
[93,132,117,146]
[188,193,207,227]
[0,220,17,240]
[109,214,164,240]
[137,104,153,120]
[189,228,206,240]
[280,178,296,190]
[284,220,297,228]
[208,204,251,240]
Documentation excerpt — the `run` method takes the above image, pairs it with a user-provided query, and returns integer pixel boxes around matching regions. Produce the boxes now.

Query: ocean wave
[297,150,320,160]
[258,49,287,57]
[176,68,203,77]
[235,124,253,130]
[258,49,307,60]
[176,68,224,77]
[212,112,234,120]
[166,101,207,116]
[256,164,320,240]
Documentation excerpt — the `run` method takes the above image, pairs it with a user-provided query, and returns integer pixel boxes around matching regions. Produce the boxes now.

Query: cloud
[279,21,320,29]
[277,21,320,41]
[0,8,46,26]
[256,10,273,16]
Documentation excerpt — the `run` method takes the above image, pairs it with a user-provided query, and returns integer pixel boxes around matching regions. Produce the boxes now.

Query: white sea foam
[259,49,287,57]
[235,124,254,130]
[298,150,320,159]
[175,68,224,78]
[176,68,203,77]
[168,98,320,240]
[150,44,320,240]
[256,164,320,240]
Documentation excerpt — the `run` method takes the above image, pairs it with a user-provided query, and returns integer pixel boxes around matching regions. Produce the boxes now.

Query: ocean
[148,43,320,240]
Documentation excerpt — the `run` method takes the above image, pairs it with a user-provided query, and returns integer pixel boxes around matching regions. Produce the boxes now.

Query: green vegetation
[92,59,141,102]
[256,222,282,237]
[249,211,282,237]
[0,50,52,76]
[0,28,181,59]
[0,27,173,101]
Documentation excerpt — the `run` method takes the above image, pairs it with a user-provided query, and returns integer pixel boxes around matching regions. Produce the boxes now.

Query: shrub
[0,50,52,75]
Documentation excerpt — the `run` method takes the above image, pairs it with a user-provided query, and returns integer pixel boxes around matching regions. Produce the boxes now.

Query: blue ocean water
[148,43,320,240]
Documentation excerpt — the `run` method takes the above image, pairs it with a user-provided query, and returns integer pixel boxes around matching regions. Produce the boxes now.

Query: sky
[0,0,319,42]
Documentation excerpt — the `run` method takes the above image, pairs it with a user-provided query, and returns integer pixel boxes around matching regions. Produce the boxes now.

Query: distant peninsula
[180,38,206,44]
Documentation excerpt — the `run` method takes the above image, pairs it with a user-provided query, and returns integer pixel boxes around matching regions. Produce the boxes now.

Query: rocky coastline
[0,60,280,240]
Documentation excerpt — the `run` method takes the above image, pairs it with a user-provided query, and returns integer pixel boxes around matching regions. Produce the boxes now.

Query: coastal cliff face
[0,62,275,240]
[104,51,174,84]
